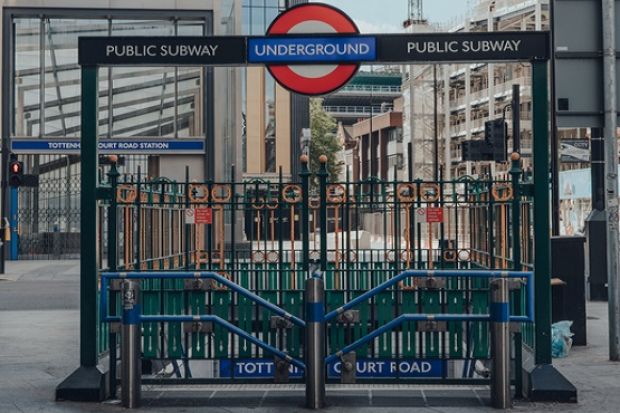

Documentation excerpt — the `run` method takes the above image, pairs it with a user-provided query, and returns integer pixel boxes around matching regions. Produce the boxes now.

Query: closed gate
[92,156,535,408]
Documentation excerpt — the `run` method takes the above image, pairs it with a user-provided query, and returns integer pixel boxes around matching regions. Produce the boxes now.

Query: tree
[309,98,343,182]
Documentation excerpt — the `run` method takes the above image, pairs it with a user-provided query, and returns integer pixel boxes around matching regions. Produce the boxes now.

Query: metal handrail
[325,313,493,365]
[323,269,534,323]
[100,271,306,328]
[141,314,305,370]
[323,269,535,366]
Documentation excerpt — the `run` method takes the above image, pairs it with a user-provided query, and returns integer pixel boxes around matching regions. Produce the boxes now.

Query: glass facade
[6,9,214,259]
[242,0,285,173]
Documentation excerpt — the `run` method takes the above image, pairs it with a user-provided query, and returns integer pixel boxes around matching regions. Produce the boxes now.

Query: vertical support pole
[490,277,511,409]
[121,279,141,409]
[318,156,328,272]
[107,162,120,397]
[532,61,551,365]
[300,156,311,273]
[510,86,523,397]
[510,156,523,396]
[184,166,190,270]
[305,275,325,409]
[602,0,620,362]
[80,66,99,368]
[9,187,19,260]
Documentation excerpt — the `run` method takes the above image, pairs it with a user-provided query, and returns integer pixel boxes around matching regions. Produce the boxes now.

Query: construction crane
[404,0,426,28]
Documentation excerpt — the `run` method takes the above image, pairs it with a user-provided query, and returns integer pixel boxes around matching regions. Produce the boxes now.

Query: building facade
[1,0,242,259]
[242,0,309,180]
[402,0,549,181]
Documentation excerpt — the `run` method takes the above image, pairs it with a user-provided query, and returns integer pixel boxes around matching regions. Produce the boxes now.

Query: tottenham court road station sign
[79,3,549,97]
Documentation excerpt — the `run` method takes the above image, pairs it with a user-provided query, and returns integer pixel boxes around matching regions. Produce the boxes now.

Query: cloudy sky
[317,0,473,32]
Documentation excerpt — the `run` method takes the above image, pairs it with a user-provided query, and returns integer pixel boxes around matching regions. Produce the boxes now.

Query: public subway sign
[219,358,445,379]
[10,138,205,155]
[79,36,247,66]
[78,3,549,96]
[376,32,549,63]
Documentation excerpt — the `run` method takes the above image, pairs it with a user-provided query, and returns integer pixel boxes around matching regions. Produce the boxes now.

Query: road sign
[416,208,444,224]
[262,3,365,95]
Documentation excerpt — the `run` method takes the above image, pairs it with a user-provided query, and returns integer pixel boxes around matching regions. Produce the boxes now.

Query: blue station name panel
[247,36,376,64]
[11,139,206,155]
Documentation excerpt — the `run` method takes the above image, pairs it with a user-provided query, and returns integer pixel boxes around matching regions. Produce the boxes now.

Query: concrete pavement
[1,260,619,412]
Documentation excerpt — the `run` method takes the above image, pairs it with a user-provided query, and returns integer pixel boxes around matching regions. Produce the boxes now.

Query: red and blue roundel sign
[248,3,375,96]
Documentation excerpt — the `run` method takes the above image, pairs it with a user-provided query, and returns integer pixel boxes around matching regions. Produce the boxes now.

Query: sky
[317,0,472,32]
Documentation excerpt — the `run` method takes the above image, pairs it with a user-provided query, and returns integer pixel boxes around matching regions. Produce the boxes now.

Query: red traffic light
[8,160,24,187]
[10,162,22,174]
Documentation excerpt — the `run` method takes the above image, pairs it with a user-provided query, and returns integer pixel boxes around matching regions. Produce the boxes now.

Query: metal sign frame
[74,25,552,402]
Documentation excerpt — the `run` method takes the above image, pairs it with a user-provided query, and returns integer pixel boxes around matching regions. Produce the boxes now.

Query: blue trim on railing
[323,270,534,323]
[140,314,305,371]
[305,303,324,323]
[100,272,306,328]
[325,313,492,365]
[490,302,510,322]
[122,305,141,325]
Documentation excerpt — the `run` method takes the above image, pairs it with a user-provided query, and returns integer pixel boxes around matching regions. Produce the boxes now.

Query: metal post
[531,61,552,365]
[107,162,120,397]
[81,66,99,367]
[121,279,141,409]
[602,0,620,362]
[300,156,311,272]
[305,275,325,409]
[318,156,328,272]
[490,277,511,409]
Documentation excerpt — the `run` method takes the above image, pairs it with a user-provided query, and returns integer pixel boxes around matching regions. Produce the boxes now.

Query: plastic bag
[551,321,574,358]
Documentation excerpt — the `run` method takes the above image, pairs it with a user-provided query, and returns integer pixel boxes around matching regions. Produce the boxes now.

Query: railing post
[509,151,523,397]
[107,160,120,397]
[121,279,141,408]
[490,277,511,409]
[305,274,325,409]
[300,156,311,273]
[318,155,329,272]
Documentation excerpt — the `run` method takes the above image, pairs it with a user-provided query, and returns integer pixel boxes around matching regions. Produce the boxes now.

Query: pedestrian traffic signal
[9,157,24,187]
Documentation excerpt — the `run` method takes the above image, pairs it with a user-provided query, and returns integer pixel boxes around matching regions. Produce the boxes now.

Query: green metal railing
[93,157,535,385]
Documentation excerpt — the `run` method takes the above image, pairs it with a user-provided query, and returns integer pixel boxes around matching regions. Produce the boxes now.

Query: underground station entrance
[55,3,575,410]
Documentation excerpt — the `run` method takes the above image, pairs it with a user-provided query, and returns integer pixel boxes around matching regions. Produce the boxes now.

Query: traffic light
[8,156,24,187]
[462,140,490,162]
[484,119,507,162]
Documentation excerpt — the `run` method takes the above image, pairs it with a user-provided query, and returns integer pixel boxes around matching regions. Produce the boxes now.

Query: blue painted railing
[100,271,306,370]
[322,270,534,365]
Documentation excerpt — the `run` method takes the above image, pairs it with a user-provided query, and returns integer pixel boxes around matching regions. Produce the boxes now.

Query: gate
[89,156,534,408]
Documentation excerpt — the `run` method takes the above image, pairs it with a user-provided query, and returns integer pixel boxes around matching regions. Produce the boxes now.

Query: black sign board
[377,31,550,63]
[78,32,550,67]
[79,36,247,66]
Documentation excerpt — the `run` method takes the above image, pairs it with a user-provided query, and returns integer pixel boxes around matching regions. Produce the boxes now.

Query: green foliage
[309,98,342,182]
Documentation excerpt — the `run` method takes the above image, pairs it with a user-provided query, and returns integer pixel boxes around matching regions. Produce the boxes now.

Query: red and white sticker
[415,208,444,224]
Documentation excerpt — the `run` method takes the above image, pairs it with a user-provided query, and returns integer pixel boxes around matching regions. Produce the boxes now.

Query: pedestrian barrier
[99,269,533,409]
[90,155,542,409]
